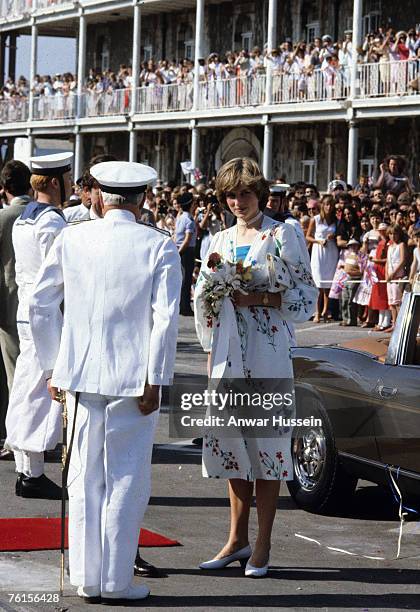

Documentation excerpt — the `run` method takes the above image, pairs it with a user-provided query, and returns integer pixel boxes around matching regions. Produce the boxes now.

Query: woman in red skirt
[369,223,391,331]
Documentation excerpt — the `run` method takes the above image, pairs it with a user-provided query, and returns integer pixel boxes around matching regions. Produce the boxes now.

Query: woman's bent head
[215,158,269,219]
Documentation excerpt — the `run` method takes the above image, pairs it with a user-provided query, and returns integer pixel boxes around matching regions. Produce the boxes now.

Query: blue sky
[15,34,76,78]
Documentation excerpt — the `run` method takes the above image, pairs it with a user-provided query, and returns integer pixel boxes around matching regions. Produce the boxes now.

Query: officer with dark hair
[175,192,197,316]
[0,160,32,453]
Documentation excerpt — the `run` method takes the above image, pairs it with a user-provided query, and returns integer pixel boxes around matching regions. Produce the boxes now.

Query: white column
[28,19,37,121]
[191,0,204,184]
[192,0,205,111]
[76,11,87,118]
[347,120,358,187]
[191,125,200,183]
[350,0,363,99]
[131,1,141,115]
[263,121,273,180]
[28,133,34,157]
[265,0,277,105]
[74,131,83,180]
[129,129,137,162]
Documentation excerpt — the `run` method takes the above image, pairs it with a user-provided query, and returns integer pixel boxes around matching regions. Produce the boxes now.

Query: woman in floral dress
[194,158,317,577]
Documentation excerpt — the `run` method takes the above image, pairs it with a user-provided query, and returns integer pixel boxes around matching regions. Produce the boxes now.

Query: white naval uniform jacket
[29,209,182,396]
[5,204,67,452]
[13,205,67,324]
[63,203,91,223]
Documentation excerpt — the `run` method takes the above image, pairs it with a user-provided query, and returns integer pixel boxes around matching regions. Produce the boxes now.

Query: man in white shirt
[29,161,182,603]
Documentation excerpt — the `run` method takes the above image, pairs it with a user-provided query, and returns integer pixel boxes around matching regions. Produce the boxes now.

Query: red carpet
[0,518,180,551]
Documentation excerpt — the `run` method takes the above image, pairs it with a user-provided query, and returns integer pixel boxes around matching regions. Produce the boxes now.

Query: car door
[297,347,383,461]
[374,293,420,474]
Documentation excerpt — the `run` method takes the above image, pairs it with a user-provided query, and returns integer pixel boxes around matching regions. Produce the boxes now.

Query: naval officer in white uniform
[5,152,73,499]
[29,161,182,603]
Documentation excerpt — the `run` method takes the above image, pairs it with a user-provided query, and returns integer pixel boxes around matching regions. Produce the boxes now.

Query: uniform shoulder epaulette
[138,221,171,237]
[67,219,93,226]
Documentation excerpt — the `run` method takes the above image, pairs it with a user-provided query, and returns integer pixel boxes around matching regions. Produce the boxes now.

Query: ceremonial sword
[57,390,80,596]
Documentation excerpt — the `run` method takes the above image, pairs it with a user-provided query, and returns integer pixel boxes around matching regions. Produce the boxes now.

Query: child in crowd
[340,239,363,326]
[385,224,408,332]
[409,227,420,283]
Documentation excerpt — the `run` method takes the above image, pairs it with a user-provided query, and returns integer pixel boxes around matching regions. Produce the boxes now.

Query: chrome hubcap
[293,428,326,491]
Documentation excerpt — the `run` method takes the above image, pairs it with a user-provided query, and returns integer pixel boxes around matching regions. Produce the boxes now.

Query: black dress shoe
[15,473,24,497]
[0,448,14,460]
[134,552,163,578]
[20,474,64,500]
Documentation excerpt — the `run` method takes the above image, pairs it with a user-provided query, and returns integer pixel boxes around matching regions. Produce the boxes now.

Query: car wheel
[286,397,357,513]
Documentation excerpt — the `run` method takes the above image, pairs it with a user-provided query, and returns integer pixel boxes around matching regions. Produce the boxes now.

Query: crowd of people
[1,24,419,121]
[0,147,419,600]
[65,153,419,331]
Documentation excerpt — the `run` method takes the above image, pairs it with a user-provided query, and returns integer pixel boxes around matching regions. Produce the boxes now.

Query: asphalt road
[1,318,419,612]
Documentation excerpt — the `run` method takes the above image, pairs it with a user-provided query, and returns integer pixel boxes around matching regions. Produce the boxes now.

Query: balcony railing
[0,60,418,125]
[358,59,419,98]
[80,88,130,117]
[32,92,76,119]
[0,0,71,20]
[0,97,28,122]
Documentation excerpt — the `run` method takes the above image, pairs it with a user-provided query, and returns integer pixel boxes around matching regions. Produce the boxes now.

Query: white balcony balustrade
[32,92,76,120]
[0,60,418,125]
[358,58,419,98]
[80,88,130,117]
[0,96,28,122]
[136,81,194,113]
[0,0,71,20]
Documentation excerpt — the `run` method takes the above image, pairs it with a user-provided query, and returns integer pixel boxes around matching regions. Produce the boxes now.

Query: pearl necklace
[236,210,263,228]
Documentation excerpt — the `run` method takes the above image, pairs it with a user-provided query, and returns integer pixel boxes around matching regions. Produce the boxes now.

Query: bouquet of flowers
[199,252,253,323]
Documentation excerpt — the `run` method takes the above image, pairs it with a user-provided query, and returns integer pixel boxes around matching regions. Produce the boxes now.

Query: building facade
[0,0,419,188]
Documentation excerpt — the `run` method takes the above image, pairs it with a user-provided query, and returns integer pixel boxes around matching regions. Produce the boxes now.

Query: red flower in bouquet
[207,252,222,269]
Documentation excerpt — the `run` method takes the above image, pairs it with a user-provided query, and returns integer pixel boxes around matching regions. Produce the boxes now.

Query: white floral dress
[194,216,318,481]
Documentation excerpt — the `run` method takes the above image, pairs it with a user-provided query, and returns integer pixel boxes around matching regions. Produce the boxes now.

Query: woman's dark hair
[0,160,31,196]
[177,192,194,212]
[342,206,359,225]
[384,155,407,175]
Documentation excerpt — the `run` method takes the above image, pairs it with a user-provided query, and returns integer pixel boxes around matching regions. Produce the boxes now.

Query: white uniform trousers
[66,392,158,592]
[5,322,62,453]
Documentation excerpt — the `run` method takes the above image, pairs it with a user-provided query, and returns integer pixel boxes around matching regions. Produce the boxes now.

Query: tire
[286,395,357,513]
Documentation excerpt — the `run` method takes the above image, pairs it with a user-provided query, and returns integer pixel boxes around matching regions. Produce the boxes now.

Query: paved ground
[1,318,419,612]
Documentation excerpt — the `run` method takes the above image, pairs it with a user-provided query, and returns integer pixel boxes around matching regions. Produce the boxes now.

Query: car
[288,281,420,513]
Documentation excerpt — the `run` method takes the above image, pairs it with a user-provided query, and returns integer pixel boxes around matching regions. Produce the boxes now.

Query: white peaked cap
[30,152,73,175]
[90,161,158,195]
[270,183,291,193]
